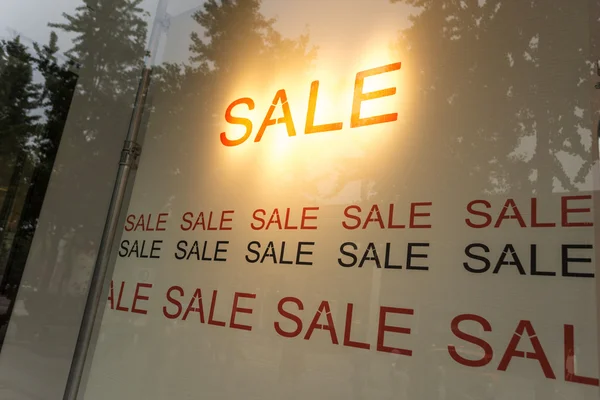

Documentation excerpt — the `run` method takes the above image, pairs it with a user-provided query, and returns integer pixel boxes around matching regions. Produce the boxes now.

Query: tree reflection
[0,0,148,347]
[371,0,596,201]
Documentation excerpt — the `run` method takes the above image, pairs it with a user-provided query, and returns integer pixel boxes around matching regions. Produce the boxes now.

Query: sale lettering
[119,239,163,259]
[342,203,432,230]
[219,62,402,146]
[163,286,256,331]
[250,207,319,230]
[180,210,234,231]
[108,280,153,314]
[274,297,414,356]
[338,242,429,270]
[450,314,599,386]
[124,213,168,232]
[174,240,229,262]
[245,241,315,265]
[107,283,598,388]
[463,243,594,278]
[465,196,593,228]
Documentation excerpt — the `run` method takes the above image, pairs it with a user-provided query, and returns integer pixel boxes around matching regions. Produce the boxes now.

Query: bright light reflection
[216,41,410,202]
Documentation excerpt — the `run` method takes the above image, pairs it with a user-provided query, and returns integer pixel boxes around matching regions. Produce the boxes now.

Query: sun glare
[214,40,408,199]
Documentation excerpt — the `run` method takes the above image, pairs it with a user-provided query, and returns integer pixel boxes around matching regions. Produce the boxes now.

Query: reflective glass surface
[1,1,600,399]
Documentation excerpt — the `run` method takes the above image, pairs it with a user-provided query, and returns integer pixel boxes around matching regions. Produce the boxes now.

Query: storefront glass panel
[0,2,149,398]
[1,0,600,399]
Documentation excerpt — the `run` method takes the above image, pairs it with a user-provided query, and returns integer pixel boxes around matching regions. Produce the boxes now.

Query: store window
[0,0,599,399]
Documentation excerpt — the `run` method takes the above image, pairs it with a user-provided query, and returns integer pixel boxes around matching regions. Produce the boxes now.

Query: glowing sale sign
[219,62,401,146]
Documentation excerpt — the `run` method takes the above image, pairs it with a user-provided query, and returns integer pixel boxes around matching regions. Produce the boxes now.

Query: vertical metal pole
[62,67,152,400]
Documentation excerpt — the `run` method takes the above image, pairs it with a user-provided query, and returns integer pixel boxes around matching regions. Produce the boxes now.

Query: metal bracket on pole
[120,140,142,169]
